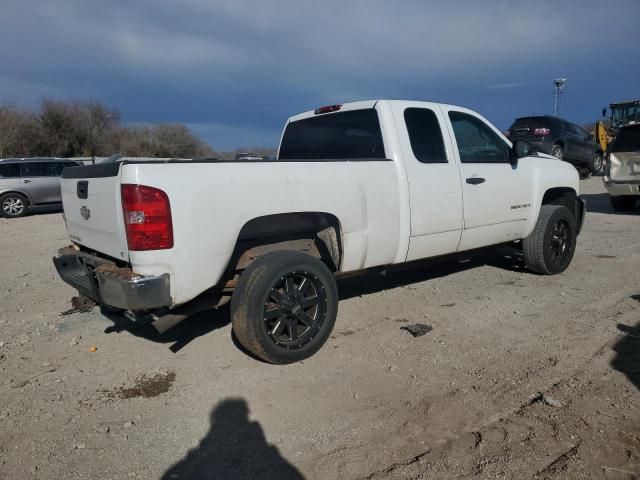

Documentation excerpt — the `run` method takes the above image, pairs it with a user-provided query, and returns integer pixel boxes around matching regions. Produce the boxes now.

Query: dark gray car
[507,116,604,177]
[0,158,81,218]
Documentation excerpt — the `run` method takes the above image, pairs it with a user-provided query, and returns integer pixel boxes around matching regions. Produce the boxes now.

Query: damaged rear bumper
[52,247,172,311]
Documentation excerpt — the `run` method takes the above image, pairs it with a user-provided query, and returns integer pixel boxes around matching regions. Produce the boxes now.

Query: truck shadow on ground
[337,247,526,300]
[161,397,304,480]
[611,295,640,391]
[103,306,231,353]
[581,193,639,215]
[103,247,525,353]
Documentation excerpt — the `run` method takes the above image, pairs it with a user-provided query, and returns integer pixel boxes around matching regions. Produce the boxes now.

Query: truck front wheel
[230,251,338,364]
[523,205,577,275]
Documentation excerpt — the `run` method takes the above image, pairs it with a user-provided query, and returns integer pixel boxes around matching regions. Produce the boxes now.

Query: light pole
[553,78,567,116]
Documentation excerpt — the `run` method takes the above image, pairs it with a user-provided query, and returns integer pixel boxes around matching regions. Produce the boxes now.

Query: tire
[551,144,563,160]
[0,193,29,218]
[230,251,338,364]
[591,152,604,175]
[610,195,637,212]
[578,167,591,179]
[523,205,577,275]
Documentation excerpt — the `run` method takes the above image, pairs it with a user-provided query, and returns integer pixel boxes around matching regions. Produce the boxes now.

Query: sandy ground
[0,177,639,480]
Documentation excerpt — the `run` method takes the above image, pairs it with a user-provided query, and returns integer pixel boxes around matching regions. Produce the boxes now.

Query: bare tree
[0,98,219,159]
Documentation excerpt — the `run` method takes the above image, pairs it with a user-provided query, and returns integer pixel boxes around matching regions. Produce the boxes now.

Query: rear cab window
[278,109,386,160]
[610,126,640,153]
[0,163,20,178]
[404,108,447,163]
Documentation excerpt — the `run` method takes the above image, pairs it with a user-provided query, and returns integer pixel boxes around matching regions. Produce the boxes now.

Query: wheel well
[553,140,564,149]
[0,191,30,205]
[541,187,577,218]
[227,212,343,275]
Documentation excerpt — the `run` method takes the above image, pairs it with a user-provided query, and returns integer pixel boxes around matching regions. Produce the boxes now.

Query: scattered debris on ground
[400,323,433,337]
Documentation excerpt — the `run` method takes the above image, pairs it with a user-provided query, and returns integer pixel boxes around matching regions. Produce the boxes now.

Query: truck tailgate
[61,163,129,261]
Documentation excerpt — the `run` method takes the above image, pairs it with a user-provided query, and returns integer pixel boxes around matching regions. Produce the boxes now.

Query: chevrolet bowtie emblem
[80,206,91,220]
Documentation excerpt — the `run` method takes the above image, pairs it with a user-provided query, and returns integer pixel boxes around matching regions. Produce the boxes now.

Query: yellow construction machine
[595,99,640,151]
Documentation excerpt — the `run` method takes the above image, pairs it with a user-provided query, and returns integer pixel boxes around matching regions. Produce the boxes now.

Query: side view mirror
[511,140,533,165]
[602,108,606,118]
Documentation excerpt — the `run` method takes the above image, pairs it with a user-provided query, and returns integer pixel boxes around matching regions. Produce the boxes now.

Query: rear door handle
[466,177,485,185]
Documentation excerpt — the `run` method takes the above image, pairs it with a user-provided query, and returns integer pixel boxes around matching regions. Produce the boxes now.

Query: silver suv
[0,158,82,218]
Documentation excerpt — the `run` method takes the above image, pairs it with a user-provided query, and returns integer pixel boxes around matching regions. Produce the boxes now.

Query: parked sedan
[506,116,604,177]
[0,158,82,218]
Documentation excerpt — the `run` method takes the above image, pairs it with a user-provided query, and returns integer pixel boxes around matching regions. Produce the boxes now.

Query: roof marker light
[314,104,342,115]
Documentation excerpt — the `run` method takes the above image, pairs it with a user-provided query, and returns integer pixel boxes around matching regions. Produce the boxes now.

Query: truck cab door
[390,103,463,261]
[442,108,534,251]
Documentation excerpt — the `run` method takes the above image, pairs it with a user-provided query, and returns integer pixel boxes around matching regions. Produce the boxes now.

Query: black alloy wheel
[231,250,338,364]
[263,271,328,349]
[548,218,572,266]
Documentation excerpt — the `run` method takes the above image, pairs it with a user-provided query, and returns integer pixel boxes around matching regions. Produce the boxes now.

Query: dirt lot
[0,177,639,480]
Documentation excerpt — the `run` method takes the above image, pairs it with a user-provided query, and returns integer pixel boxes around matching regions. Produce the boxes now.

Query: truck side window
[448,112,509,164]
[404,108,447,163]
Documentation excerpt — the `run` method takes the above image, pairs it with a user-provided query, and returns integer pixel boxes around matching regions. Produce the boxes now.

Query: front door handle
[23,179,32,184]
[466,177,485,185]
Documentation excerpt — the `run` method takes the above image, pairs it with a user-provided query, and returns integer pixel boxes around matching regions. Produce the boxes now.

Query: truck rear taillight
[532,128,550,136]
[121,184,173,251]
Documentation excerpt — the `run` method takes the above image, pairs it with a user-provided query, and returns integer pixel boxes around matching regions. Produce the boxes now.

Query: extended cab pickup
[54,100,585,363]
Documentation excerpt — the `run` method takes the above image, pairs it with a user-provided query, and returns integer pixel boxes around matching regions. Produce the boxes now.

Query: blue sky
[1,1,638,150]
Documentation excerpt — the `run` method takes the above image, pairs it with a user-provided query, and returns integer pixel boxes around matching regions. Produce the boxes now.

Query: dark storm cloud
[1,0,638,149]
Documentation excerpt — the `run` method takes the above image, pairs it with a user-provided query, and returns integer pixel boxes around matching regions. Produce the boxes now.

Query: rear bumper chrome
[53,248,171,311]
[603,177,640,196]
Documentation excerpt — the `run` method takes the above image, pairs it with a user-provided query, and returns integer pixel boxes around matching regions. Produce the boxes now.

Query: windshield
[612,103,640,128]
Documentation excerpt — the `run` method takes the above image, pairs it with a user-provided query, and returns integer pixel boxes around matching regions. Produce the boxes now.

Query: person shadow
[611,295,640,391]
[161,398,304,480]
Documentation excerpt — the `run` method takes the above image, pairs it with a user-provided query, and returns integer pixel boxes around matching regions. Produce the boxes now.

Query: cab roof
[287,99,466,123]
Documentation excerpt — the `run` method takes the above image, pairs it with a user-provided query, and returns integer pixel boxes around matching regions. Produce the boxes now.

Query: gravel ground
[0,177,639,480]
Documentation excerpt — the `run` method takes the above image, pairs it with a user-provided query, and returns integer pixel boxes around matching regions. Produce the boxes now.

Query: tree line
[0,99,219,159]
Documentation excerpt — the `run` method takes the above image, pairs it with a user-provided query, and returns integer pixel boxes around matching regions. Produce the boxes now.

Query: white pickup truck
[54,100,585,363]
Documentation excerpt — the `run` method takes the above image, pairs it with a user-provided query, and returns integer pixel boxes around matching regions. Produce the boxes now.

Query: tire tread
[523,204,575,275]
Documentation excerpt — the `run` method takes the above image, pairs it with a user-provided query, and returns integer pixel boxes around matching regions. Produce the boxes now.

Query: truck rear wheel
[230,251,338,364]
[523,205,576,275]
